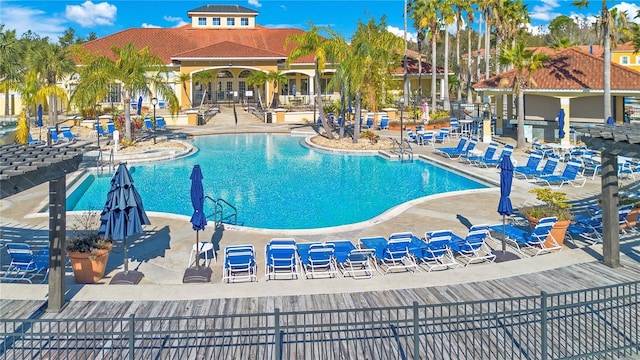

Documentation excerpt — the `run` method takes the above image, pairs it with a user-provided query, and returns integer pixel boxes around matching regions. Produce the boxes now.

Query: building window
[227,18,235,26]
[636,56,640,65]
[198,17,206,26]
[288,79,296,95]
[300,79,308,95]
[241,17,249,26]
[620,56,630,65]
[280,82,288,96]
[212,17,221,26]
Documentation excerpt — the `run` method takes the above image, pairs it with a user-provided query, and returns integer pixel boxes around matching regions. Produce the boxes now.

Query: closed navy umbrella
[190,165,207,267]
[137,96,143,116]
[498,154,514,253]
[37,105,43,140]
[99,163,151,284]
[557,109,565,139]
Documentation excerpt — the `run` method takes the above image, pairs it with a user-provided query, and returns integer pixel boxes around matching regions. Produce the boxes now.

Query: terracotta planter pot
[67,245,112,284]
[527,216,571,248]
[625,208,639,228]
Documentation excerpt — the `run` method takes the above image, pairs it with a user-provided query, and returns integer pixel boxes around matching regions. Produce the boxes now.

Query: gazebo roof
[473,47,640,93]
[575,124,640,157]
[0,143,87,199]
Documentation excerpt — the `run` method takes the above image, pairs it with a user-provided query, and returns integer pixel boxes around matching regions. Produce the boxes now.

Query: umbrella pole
[123,237,129,274]
[195,230,200,269]
[502,215,507,253]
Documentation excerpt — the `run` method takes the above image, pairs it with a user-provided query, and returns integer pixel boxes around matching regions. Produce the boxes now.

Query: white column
[308,75,315,106]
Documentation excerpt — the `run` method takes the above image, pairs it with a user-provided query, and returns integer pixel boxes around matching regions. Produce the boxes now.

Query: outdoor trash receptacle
[266,112,273,123]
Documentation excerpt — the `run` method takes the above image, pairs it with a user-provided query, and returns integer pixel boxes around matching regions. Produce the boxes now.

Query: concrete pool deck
[1,113,639,304]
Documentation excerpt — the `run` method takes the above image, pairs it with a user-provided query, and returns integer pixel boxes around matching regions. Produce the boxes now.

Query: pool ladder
[205,196,238,227]
[95,149,114,174]
[391,138,414,162]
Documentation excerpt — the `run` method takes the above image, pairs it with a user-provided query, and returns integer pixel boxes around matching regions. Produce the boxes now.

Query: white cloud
[529,0,562,22]
[387,25,417,43]
[65,1,117,28]
[163,16,189,28]
[280,5,287,11]
[248,0,262,8]
[141,23,161,29]
[612,2,640,24]
[1,5,67,40]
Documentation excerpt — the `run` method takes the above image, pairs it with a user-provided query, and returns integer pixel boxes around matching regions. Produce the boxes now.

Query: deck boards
[2,256,639,359]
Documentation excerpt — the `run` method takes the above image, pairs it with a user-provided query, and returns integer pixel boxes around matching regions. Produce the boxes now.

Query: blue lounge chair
[568,211,603,244]
[222,245,257,283]
[581,156,601,180]
[297,242,338,279]
[362,114,374,129]
[144,118,154,130]
[619,204,639,235]
[377,115,389,130]
[490,216,560,256]
[434,136,469,159]
[449,118,461,137]
[60,126,79,141]
[514,152,544,179]
[265,238,299,280]
[28,134,44,146]
[47,127,64,144]
[518,156,559,180]
[156,117,166,130]
[359,235,417,275]
[619,157,639,181]
[1,243,49,283]
[106,122,115,135]
[434,128,450,143]
[465,141,498,165]
[476,144,514,168]
[447,225,496,265]
[535,160,586,189]
[325,240,375,279]
[418,230,460,271]
[407,129,418,143]
[95,123,107,137]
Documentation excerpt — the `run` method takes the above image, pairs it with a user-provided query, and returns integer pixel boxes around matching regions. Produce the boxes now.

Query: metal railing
[1,281,638,359]
[205,196,237,227]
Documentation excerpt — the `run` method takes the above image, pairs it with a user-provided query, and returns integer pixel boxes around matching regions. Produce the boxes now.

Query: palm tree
[466,5,475,104]
[28,41,75,125]
[193,70,217,109]
[499,42,549,149]
[265,70,287,109]
[285,23,337,139]
[409,0,429,102]
[440,1,455,111]
[573,0,615,120]
[0,26,24,117]
[549,37,578,49]
[409,0,440,113]
[177,72,193,109]
[246,71,267,110]
[72,43,178,141]
[347,17,403,142]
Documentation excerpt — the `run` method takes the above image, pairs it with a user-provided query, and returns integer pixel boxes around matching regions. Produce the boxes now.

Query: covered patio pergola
[1,142,89,312]
[474,47,640,144]
[575,123,640,267]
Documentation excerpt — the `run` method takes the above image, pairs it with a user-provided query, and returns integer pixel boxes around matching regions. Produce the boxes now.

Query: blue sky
[1,0,639,42]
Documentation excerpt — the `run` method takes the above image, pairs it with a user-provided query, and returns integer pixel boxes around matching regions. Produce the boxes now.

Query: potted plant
[619,195,640,228]
[519,188,574,247]
[67,211,113,284]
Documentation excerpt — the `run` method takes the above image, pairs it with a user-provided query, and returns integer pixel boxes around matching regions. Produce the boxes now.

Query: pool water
[69,134,488,229]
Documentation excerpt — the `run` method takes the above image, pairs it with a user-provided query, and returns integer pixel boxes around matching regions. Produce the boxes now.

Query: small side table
[189,242,215,267]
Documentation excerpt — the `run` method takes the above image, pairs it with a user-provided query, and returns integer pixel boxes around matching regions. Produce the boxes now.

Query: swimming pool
[68,134,488,229]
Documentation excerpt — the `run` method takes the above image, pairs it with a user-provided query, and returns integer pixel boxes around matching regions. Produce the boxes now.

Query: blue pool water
[69,134,488,229]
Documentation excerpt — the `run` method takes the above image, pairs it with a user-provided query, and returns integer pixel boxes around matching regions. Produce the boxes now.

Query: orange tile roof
[80,25,315,64]
[173,41,286,59]
[473,47,640,91]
